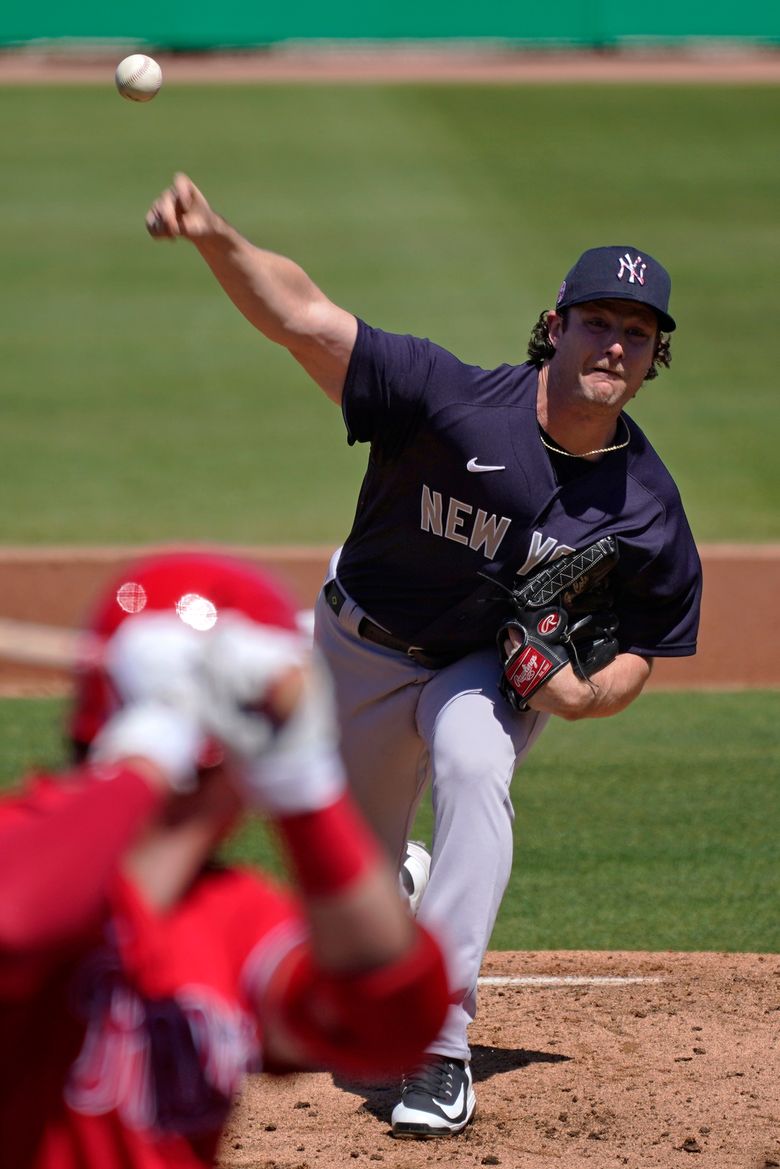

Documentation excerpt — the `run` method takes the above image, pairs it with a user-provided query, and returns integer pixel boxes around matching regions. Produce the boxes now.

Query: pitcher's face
[547,300,659,408]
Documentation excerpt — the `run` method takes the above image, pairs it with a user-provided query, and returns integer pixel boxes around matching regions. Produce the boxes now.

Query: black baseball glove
[497,537,621,712]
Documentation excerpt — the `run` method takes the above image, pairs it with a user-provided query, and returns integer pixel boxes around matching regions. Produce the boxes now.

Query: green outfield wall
[3,1,779,51]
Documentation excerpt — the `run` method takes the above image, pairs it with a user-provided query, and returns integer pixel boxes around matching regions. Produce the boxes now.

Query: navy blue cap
[555,245,676,333]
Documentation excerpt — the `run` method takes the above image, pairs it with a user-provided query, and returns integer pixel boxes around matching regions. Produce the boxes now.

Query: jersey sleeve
[341,320,439,455]
[0,767,162,996]
[616,508,702,658]
[246,922,449,1079]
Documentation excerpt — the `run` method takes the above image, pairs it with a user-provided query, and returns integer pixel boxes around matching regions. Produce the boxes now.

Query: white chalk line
[478,975,663,987]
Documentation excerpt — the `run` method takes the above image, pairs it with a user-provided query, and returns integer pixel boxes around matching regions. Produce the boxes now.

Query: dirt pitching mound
[219,950,778,1169]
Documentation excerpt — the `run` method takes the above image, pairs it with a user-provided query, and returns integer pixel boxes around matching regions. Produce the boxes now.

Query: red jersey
[0,771,303,1169]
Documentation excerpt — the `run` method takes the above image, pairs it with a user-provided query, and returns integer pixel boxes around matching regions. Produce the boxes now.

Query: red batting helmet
[69,548,300,753]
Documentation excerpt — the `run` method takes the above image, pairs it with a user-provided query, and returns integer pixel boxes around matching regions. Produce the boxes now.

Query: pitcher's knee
[430,736,514,798]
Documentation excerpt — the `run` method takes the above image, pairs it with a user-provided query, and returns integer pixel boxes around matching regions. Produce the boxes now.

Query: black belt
[323,580,459,670]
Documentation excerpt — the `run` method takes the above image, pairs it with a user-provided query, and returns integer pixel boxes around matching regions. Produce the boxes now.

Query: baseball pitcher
[145,177,702,1138]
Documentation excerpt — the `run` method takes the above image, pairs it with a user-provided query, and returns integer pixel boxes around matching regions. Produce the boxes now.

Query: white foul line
[478,975,663,987]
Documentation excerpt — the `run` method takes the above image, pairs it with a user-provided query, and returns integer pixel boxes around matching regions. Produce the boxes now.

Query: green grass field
[0,81,777,955]
[2,691,777,953]
[1,83,779,544]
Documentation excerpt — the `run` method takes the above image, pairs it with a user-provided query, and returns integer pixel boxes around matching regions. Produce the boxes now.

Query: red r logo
[538,612,561,636]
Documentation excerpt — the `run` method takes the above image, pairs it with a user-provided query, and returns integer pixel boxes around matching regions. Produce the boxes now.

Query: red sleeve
[256,923,450,1078]
[0,765,163,965]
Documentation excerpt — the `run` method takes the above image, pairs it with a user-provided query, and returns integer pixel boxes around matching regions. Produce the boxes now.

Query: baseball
[115,54,163,103]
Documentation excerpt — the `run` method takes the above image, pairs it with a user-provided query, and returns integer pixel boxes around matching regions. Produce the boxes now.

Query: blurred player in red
[0,549,449,1169]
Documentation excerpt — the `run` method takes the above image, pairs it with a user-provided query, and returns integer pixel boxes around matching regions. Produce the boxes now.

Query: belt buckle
[325,580,344,612]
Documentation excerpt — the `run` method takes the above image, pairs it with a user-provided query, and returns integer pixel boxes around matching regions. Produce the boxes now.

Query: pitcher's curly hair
[526,308,671,381]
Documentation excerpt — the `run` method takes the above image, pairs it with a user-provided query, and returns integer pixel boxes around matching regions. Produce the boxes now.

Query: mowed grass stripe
[0,84,778,542]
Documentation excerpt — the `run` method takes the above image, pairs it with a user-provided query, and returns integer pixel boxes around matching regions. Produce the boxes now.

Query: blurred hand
[240,655,345,814]
[103,612,205,716]
[94,613,209,791]
[198,614,306,754]
[90,702,205,793]
[200,616,345,814]
[99,611,346,811]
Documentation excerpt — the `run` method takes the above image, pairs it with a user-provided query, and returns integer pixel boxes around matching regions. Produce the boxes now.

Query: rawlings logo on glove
[497,537,620,711]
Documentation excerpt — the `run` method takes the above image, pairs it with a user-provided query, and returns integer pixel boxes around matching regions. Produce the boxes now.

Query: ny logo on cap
[617,253,646,286]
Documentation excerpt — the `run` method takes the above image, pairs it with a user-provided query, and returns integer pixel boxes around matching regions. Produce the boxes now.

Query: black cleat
[391,1055,476,1138]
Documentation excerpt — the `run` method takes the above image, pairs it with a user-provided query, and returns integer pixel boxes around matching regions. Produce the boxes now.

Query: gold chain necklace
[538,416,630,459]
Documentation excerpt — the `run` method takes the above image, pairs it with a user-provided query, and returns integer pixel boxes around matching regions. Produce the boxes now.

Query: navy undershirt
[537,426,596,485]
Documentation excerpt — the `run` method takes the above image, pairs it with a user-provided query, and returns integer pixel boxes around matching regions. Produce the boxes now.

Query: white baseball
[115,54,163,103]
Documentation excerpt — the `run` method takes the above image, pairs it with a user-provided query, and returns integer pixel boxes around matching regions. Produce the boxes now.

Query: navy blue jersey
[337,321,701,660]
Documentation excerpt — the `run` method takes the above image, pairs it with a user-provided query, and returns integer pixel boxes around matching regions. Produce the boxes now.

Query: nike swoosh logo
[467,457,506,473]
[433,1084,466,1120]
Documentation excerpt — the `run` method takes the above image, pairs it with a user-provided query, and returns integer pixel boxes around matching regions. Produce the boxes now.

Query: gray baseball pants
[314,555,549,1061]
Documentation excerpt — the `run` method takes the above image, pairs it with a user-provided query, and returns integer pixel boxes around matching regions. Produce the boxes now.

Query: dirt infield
[0,543,777,694]
[1,46,780,86]
[218,950,779,1169]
